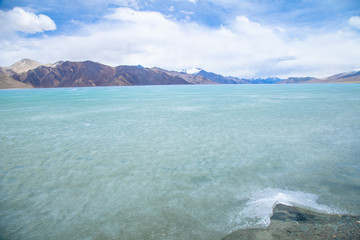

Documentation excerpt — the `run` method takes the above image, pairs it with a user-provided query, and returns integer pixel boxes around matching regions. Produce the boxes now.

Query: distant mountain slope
[278,77,320,84]
[1,59,359,89]
[115,65,189,86]
[192,70,283,84]
[322,71,360,83]
[246,77,283,84]
[6,61,190,88]
[7,59,47,73]
[195,69,250,84]
[0,73,33,89]
[278,71,360,83]
[152,68,216,84]
[16,61,119,87]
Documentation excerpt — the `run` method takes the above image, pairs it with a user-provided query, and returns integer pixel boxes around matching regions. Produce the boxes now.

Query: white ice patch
[233,188,338,229]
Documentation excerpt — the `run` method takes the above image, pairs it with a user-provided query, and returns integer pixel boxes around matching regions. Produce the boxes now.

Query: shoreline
[223,204,360,240]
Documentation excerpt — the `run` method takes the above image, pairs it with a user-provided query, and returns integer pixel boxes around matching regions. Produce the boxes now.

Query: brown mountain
[7,60,190,88]
[150,67,216,84]
[0,72,33,89]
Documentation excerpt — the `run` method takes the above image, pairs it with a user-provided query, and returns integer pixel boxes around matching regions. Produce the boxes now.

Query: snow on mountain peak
[184,67,202,75]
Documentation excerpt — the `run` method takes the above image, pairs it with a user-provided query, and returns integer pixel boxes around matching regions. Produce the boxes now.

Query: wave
[231,188,340,229]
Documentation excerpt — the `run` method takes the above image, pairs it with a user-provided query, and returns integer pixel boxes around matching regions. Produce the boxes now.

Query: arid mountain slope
[151,68,216,84]
[0,73,33,89]
[5,61,189,88]
[1,59,359,89]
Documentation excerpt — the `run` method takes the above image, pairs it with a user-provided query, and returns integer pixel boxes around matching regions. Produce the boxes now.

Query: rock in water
[223,204,360,240]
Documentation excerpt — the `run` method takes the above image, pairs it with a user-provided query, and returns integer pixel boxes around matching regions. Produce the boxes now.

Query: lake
[1,84,359,239]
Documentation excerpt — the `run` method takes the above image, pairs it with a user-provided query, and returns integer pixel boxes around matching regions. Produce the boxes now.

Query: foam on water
[232,188,339,230]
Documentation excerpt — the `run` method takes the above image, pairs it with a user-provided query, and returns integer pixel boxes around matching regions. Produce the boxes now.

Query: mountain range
[0,59,359,89]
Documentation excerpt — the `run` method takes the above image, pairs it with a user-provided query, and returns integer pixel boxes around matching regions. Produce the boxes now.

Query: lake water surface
[1,84,359,239]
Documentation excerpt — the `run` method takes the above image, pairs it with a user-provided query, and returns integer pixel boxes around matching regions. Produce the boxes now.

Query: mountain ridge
[1,60,191,88]
[1,59,359,89]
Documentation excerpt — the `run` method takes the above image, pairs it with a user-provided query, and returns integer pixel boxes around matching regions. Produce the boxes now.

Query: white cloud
[0,7,56,34]
[1,7,360,78]
[348,16,360,31]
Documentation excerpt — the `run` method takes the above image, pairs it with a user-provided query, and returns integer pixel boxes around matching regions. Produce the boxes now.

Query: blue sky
[1,0,360,78]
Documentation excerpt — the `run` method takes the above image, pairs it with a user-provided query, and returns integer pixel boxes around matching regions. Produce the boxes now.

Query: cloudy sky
[1,0,360,78]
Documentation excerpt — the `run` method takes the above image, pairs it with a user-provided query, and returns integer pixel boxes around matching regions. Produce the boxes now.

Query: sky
[0,0,360,78]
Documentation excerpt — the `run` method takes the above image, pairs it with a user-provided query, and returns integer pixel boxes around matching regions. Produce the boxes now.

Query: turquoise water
[0,84,359,239]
